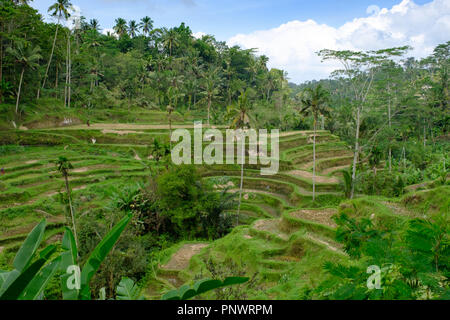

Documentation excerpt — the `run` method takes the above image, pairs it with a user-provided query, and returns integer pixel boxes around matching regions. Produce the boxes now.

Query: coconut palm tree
[140,16,154,37]
[299,84,330,201]
[37,0,72,99]
[56,156,78,248]
[89,18,100,32]
[128,20,139,38]
[113,18,128,38]
[7,42,42,114]
[162,28,180,56]
[200,67,221,127]
[226,89,253,225]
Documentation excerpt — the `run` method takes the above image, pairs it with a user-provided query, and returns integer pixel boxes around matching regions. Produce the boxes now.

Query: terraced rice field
[0,121,355,298]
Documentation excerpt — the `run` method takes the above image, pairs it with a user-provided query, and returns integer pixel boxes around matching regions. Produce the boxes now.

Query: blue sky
[32,0,432,41]
[31,0,447,82]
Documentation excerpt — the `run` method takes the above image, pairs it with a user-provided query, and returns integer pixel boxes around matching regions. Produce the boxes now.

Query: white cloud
[366,5,381,15]
[102,28,118,38]
[228,0,450,83]
[193,31,206,39]
[67,5,82,30]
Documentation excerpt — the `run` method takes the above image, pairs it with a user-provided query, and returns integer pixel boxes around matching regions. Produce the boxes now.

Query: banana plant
[0,220,60,300]
[59,213,132,300]
[162,277,249,300]
[0,213,132,300]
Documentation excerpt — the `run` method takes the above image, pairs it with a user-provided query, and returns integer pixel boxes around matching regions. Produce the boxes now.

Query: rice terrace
[0,0,448,303]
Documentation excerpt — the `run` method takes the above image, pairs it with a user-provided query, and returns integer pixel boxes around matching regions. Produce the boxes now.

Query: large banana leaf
[0,270,11,288]
[79,214,132,300]
[0,245,56,300]
[19,256,61,300]
[0,219,48,299]
[60,227,79,300]
[162,277,249,300]
[13,220,47,272]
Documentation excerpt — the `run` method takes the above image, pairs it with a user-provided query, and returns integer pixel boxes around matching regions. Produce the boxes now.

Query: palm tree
[128,20,139,38]
[89,18,100,32]
[7,42,42,114]
[162,29,180,56]
[38,0,72,99]
[200,67,221,127]
[140,16,153,37]
[299,84,330,201]
[226,89,253,225]
[113,18,128,38]
[56,156,78,248]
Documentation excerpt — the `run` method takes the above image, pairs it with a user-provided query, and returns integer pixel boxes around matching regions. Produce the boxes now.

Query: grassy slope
[0,105,448,299]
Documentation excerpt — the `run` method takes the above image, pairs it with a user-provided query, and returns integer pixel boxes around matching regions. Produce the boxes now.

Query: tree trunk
[38,20,59,99]
[67,33,71,108]
[350,106,361,199]
[15,67,25,114]
[237,145,245,226]
[402,145,406,169]
[64,36,68,108]
[55,62,59,99]
[0,26,3,85]
[64,174,79,250]
[423,125,426,148]
[168,114,172,151]
[388,93,392,173]
[207,96,211,127]
[312,117,316,201]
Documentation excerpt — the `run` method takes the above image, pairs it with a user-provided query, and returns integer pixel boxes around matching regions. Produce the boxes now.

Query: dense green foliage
[316,189,449,299]
[0,0,448,301]
[0,0,295,130]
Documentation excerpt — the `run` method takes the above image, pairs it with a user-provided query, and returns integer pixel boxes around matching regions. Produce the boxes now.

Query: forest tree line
[0,0,449,197]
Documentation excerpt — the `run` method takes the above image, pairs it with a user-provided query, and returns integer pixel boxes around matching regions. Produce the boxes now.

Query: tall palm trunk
[236,143,244,225]
[64,174,78,249]
[67,33,71,108]
[55,61,59,99]
[168,114,172,151]
[0,29,3,85]
[64,35,68,108]
[402,145,406,169]
[38,19,59,99]
[207,96,211,127]
[15,67,25,114]
[350,106,361,199]
[423,125,426,148]
[312,117,316,201]
[388,92,392,173]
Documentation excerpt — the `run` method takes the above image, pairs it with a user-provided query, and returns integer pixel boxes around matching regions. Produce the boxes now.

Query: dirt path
[321,164,349,175]
[102,129,142,135]
[306,234,344,254]
[72,164,117,173]
[287,170,339,184]
[161,243,208,271]
[227,188,294,207]
[253,219,289,240]
[382,202,413,217]
[289,208,337,228]
[49,123,227,130]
